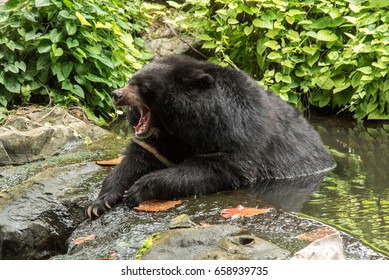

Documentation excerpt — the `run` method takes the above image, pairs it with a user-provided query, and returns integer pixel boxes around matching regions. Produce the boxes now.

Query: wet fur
[85,55,335,218]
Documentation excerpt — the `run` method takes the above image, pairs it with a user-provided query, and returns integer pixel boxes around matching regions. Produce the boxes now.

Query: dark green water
[302,117,389,256]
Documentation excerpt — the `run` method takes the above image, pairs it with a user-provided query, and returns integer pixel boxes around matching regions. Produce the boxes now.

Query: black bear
[85,55,335,218]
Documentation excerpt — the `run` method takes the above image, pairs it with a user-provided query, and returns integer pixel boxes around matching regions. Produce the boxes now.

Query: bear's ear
[184,69,214,87]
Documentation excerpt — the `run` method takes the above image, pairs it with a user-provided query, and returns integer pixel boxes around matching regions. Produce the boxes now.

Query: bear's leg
[123,154,256,207]
[85,143,166,218]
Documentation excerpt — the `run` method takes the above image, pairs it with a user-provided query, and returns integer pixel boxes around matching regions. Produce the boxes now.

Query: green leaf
[4,0,22,9]
[368,109,389,120]
[36,54,50,71]
[264,40,280,50]
[244,25,253,36]
[194,10,208,17]
[51,44,64,57]
[8,65,19,73]
[287,9,306,17]
[275,73,291,84]
[66,38,79,49]
[202,41,217,49]
[66,21,77,35]
[85,73,104,83]
[286,30,300,42]
[25,31,41,41]
[267,52,282,60]
[316,76,334,90]
[198,34,213,41]
[310,17,332,29]
[75,12,92,26]
[166,1,183,8]
[317,30,338,42]
[71,85,85,99]
[307,52,320,67]
[35,0,52,7]
[50,29,63,43]
[15,61,26,72]
[327,51,339,61]
[61,79,73,91]
[252,18,272,29]
[51,63,65,82]
[319,96,331,107]
[302,45,317,55]
[3,73,21,93]
[228,18,239,25]
[357,66,373,75]
[333,82,351,94]
[95,22,113,29]
[37,40,51,53]
[5,40,16,51]
[369,0,389,8]
[62,61,73,79]
[366,103,378,114]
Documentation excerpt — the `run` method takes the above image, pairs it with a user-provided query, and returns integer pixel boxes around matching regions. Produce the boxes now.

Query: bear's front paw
[84,192,121,219]
[122,185,144,208]
[122,175,158,207]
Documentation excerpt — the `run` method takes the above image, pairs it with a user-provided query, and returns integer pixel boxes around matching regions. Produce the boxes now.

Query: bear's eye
[138,76,165,97]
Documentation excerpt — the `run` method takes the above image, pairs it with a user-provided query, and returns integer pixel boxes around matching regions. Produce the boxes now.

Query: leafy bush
[0,0,153,124]
[164,0,389,120]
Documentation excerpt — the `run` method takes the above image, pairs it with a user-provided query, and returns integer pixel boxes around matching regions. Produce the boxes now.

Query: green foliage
[0,0,153,125]
[165,0,389,120]
[136,233,160,260]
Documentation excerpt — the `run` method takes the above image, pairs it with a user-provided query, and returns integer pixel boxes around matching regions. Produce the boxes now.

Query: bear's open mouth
[134,106,152,138]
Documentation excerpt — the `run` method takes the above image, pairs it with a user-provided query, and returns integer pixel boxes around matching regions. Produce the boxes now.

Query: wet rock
[142,225,246,260]
[218,234,290,260]
[0,107,126,259]
[0,162,105,259]
[141,217,291,260]
[291,233,345,260]
[52,206,170,260]
[53,189,388,260]
[0,107,107,166]
[168,214,197,229]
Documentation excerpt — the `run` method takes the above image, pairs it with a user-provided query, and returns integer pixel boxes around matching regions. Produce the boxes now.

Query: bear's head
[111,56,215,139]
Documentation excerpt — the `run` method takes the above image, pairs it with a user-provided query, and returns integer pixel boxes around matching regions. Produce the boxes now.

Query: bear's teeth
[134,106,151,135]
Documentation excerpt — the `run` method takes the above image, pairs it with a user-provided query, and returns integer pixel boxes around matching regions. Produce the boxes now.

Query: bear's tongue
[134,106,151,136]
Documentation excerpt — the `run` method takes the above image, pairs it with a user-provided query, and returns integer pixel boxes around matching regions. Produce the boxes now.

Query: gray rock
[141,225,290,260]
[291,233,345,260]
[168,214,197,229]
[0,107,125,259]
[218,234,290,260]
[0,107,107,166]
[0,162,105,259]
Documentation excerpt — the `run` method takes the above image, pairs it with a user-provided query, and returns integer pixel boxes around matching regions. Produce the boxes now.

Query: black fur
[85,55,335,218]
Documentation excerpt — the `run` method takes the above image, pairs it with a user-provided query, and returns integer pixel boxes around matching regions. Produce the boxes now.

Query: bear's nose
[112,90,123,104]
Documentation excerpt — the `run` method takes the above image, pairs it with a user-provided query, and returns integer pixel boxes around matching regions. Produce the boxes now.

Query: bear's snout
[112,89,123,105]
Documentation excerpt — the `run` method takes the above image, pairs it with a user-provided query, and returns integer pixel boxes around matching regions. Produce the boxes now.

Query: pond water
[301,116,389,256]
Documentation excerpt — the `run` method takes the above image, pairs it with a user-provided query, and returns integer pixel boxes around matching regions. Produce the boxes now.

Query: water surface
[302,117,389,256]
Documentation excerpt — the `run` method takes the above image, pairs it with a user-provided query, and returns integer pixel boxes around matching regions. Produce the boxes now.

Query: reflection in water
[248,117,389,256]
[302,117,389,256]
[248,173,328,211]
